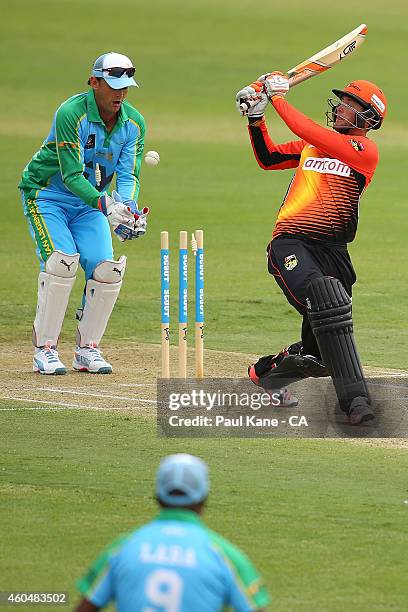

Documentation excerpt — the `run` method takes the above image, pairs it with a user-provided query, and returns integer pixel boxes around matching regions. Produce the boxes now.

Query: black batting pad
[306,276,369,413]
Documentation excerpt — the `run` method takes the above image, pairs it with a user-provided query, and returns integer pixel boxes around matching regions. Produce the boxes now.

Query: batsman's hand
[263,71,290,99]
[236,82,269,117]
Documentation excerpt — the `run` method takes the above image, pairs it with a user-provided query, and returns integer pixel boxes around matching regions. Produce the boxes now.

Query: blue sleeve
[222,563,256,612]
[76,535,131,608]
[116,116,145,203]
[84,565,115,608]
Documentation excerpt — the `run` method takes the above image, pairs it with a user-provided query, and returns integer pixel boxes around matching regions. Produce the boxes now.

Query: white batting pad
[76,256,127,347]
[33,251,80,347]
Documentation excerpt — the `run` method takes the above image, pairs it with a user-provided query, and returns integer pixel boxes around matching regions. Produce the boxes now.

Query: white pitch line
[0,406,74,412]
[0,396,101,409]
[367,372,408,380]
[116,383,156,387]
[0,396,155,411]
[36,387,156,404]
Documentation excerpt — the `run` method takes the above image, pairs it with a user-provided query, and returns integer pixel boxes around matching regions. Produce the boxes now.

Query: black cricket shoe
[348,397,375,425]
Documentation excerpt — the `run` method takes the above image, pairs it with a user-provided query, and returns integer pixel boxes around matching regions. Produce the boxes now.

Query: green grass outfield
[1,0,407,367]
[1,409,408,611]
[0,0,407,610]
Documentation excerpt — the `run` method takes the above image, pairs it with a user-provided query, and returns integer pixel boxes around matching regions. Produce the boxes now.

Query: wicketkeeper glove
[98,192,134,226]
[98,192,135,242]
[111,191,150,241]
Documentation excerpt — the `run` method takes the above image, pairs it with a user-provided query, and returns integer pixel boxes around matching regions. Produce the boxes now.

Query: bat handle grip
[239,75,296,113]
[239,98,258,113]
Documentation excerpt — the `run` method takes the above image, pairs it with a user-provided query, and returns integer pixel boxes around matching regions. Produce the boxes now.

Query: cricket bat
[240,24,367,113]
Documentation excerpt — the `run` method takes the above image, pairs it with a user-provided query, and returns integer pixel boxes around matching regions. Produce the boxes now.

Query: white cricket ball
[144,150,160,166]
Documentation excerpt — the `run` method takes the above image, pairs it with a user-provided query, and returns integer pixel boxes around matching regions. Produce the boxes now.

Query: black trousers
[267,236,356,358]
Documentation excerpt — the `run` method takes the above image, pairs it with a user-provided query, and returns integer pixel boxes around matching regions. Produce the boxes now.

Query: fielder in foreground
[75,454,270,611]
[236,74,386,425]
[19,52,148,374]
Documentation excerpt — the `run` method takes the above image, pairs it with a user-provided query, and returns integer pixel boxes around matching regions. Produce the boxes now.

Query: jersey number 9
[143,569,183,612]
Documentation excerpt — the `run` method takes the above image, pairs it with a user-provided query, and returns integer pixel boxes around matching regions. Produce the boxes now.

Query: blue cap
[156,454,209,506]
[91,52,138,89]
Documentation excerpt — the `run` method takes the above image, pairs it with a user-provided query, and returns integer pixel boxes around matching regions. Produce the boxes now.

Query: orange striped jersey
[248,97,379,244]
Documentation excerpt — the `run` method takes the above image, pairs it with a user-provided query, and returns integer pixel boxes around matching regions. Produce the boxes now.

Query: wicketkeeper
[19,52,148,374]
[236,73,387,425]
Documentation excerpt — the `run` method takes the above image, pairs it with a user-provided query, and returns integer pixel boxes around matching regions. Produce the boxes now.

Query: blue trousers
[21,192,113,281]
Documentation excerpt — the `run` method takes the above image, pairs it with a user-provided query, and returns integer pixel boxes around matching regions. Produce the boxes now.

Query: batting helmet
[332,80,387,130]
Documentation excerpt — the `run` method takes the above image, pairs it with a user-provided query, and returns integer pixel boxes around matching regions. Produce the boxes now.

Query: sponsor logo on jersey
[350,139,364,152]
[85,134,96,149]
[284,254,298,271]
[303,157,351,177]
[96,151,113,161]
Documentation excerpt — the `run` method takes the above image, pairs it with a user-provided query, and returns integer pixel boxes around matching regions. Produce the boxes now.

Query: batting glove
[236,82,269,117]
[263,71,290,100]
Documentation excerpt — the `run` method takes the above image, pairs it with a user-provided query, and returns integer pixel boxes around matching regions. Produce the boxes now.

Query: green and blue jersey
[77,509,270,611]
[19,89,145,208]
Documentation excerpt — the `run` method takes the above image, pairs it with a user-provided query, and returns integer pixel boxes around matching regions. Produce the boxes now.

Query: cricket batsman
[75,454,270,611]
[19,52,148,374]
[236,73,387,425]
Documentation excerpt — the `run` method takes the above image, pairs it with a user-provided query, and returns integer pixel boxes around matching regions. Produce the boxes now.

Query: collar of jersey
[86,90,128,126]
[155,509,203,524]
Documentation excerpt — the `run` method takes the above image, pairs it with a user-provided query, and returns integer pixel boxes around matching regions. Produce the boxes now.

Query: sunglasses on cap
[96,67,136,78]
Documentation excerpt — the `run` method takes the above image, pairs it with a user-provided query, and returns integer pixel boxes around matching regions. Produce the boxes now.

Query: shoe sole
[33,368,66,375]
[73,365,112,374]
[248,365,260,386]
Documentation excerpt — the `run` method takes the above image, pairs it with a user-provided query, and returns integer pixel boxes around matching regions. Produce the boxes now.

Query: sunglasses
[96,66,135,78]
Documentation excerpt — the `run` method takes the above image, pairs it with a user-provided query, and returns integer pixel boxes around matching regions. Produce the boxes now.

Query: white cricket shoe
[33,344,67,375]
[73,344,112,374]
